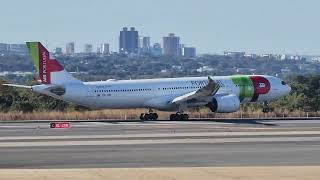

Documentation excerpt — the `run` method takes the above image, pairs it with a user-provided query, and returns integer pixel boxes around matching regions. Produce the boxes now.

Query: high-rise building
[183,47,196,58]
[142,37,150,49]
[84,44,93,54]
[66,42,75,55]
[54,47,63,55]
[119,27,139,53]
[163,33,180,56]
[101,43,110,55]
[151,43,162,56]
[139,36,151,54]
[178,44,184,56]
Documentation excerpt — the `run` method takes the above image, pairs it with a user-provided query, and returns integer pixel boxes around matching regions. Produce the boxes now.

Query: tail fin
[26,42,81,85]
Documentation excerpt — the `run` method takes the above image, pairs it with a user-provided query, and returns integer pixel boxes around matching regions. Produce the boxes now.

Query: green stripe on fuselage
[26,42,39,73]
[231,75,254,102]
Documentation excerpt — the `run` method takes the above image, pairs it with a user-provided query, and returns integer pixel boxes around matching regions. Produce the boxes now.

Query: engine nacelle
[207,94,240,113]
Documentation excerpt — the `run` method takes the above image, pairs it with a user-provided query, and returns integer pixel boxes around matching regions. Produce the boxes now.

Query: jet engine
[206,94,240,113]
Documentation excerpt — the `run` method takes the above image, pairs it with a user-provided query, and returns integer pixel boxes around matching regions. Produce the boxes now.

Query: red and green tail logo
[26,42,63,84]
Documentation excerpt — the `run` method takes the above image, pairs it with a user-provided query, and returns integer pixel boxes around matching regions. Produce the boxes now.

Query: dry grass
[0,109,319,121]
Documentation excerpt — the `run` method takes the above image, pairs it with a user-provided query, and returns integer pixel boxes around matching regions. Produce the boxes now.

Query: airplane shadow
[209,119,277,126]
[93,119,278,126]
[138,119,278,126]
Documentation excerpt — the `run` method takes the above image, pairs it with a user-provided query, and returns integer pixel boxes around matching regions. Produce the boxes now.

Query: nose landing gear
[262,101,271,113]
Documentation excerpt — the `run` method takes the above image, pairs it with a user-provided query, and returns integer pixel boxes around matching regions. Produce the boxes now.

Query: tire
[262,108,270,113]
[140,113,145,120]
[182,114,189,120]
[170,114,184,121]
[170,114,176,121]
[153,113,159,120]
[149,113,158,120]
[144,113,151,120]
[148,113,154,120]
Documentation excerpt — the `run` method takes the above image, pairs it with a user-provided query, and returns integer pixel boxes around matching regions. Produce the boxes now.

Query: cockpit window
[281,81,287,85]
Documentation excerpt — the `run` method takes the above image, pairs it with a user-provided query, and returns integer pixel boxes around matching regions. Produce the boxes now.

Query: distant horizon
[1,40,320,57]
[2,40,320,57]
[1,0,320,55]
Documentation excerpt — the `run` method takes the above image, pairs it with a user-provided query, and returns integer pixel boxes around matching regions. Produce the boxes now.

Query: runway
[0,119,320,168]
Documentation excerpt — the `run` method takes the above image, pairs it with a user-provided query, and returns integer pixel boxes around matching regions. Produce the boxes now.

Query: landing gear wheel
[170,114,177,121]
[182,114,189,120]
[262,101,271,113]
[169,113,189,121]
[262,108,270,113]
[151,113,158,120]
[140,113,158,121]
[140,113,145,120]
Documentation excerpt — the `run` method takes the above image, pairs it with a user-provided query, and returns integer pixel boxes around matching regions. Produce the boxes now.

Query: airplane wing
[171,76,220,104]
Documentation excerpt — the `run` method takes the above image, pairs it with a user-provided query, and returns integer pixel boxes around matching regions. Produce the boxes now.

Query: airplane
[3,42,291,120]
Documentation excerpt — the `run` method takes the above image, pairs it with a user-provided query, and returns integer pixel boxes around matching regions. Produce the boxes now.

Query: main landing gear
[169,113,189,121]
[140,109,158,120]
[140,113,158,120]
[262,101,271,113]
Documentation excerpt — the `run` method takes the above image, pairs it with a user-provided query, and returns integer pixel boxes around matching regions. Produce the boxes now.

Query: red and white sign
[50,122,71,128]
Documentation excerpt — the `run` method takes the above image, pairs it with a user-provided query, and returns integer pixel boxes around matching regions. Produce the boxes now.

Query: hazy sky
[1,0,320,54]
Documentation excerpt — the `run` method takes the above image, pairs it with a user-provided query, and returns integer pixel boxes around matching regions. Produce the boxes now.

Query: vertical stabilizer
[26,42,81,85]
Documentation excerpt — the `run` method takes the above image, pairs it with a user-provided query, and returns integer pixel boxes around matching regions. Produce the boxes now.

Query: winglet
[206,76,220,95]
[208,76,213,82]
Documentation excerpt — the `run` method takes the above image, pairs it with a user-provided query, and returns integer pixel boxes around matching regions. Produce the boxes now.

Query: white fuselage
[32,75,291,112]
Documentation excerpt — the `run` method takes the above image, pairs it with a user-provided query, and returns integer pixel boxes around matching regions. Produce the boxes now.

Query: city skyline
[1,0,320,55]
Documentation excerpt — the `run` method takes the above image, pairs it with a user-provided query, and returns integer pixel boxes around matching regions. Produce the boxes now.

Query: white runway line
[1,119,319,128]
[0,122,230,128]
[0,136,320,147]
[269,120,320,124]
[0,131,320,141]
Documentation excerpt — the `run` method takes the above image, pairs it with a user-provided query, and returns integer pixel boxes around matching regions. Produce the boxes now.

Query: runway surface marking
[1,136,320,147]
[0,130,320,140]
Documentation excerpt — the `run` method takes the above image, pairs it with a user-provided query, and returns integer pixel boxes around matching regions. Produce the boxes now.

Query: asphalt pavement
[0,119,320,168]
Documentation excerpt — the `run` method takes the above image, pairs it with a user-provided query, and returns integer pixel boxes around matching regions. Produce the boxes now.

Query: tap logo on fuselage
[250,76,271,102]
[231,75,271,102]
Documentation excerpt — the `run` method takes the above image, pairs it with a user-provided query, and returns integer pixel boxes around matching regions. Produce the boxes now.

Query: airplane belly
[93,95,148,109]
